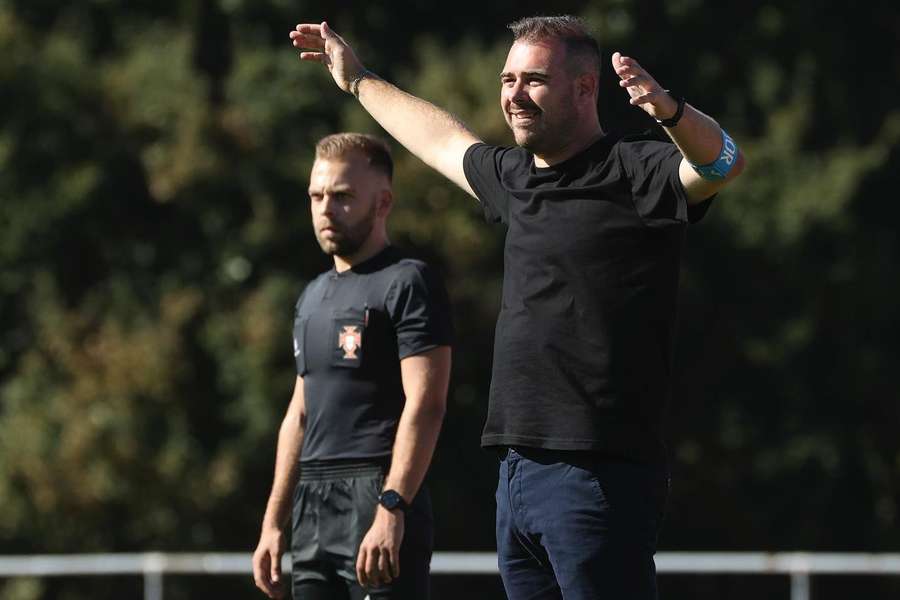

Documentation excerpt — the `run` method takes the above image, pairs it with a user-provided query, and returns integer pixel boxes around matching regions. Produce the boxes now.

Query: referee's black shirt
[293,246,453,462]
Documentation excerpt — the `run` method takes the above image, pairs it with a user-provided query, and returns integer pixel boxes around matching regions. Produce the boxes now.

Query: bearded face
[500,39,584,159]
[308,155,387,262]
[314,197,377,258]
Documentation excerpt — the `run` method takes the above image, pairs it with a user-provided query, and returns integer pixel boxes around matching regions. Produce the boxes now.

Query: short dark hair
[314,133,393,181]
[508,15,601,77]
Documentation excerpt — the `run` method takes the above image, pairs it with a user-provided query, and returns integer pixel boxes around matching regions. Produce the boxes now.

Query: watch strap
[378,489,409,512]
[655,92,685,128]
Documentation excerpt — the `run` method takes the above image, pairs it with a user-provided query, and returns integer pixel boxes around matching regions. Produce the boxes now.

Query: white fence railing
[3,552,900,600]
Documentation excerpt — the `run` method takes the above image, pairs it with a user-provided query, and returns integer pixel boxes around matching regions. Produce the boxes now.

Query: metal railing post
[143,553,165,600]
[790,572,810,600]
[144,571,163,600]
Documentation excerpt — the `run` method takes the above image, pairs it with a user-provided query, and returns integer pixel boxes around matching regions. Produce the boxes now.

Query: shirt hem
[480,433,665,464]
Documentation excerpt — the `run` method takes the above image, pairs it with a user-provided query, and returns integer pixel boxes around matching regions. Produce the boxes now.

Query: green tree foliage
[1,1,898,599]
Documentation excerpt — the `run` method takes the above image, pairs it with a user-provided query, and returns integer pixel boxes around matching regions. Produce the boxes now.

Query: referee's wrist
[376,504,406,520]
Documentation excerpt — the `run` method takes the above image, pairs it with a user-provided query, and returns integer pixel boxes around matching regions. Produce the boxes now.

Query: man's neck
[333,237,389,273]
[534,125,605,168]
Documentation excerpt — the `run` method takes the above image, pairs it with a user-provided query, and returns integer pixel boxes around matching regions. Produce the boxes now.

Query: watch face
[380,490,402,510]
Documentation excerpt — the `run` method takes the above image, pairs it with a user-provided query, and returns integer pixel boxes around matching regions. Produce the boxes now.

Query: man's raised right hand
[289,21,366,94]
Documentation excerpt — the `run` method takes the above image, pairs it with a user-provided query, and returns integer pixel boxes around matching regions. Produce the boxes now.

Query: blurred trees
[1,1,898,599]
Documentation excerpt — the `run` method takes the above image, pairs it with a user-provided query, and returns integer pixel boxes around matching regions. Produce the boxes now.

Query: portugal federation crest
[338,325,362,359]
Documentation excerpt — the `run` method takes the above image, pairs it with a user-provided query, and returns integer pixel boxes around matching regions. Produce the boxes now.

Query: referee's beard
[315,201,377,260]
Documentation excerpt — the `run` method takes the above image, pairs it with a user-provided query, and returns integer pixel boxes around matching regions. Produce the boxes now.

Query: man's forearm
[354,75,479,195]
[261,412,304,530]
[291,22,480,195]
[382,398,445,502]
[662,103,730,165]
[355,366,447,588]
[383,347,451,501]
[662,99,746,200]
[610,52,744,189]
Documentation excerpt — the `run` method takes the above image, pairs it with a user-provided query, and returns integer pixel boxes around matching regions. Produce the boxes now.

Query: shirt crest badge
[338,325,362,359]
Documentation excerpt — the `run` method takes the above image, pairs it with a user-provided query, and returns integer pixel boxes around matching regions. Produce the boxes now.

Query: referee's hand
[357,506,405,588]
[253,528,286,598]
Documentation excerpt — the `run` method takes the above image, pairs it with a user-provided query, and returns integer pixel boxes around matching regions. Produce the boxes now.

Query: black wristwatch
[378,489,410,513]
[655,91,685,128]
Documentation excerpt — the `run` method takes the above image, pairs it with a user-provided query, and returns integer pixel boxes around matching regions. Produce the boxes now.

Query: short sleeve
[463,142,514,224]
[619,139,713,227]
[293,287,308,317]
[385,263,454,359]
[292,287,310,376]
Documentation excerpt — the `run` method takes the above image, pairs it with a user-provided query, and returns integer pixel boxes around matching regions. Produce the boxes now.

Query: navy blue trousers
[495,447,669,600]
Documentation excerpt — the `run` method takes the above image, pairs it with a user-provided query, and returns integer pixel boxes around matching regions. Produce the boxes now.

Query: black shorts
[291,458,433,600]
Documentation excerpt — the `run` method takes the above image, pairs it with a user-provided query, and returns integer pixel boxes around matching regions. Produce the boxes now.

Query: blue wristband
[690,130,739,181]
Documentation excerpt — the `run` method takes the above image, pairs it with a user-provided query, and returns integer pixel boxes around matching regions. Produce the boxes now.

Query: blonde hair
[314,133,393,181]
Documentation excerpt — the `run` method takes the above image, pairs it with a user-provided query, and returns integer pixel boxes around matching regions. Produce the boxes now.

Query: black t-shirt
[463,133,712,463]
[292,246,453,462]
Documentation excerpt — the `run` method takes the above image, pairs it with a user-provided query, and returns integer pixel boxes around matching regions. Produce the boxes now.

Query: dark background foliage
[2,1,899,598]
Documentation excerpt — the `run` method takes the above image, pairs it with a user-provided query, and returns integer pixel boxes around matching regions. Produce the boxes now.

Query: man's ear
[577,72,598,100]
[376,188,393,218]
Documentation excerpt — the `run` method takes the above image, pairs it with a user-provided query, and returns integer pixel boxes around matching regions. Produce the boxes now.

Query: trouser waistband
[298,457,390,480]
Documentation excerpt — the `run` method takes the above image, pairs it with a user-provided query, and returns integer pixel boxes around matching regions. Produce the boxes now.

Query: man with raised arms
[290,16,745,599]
